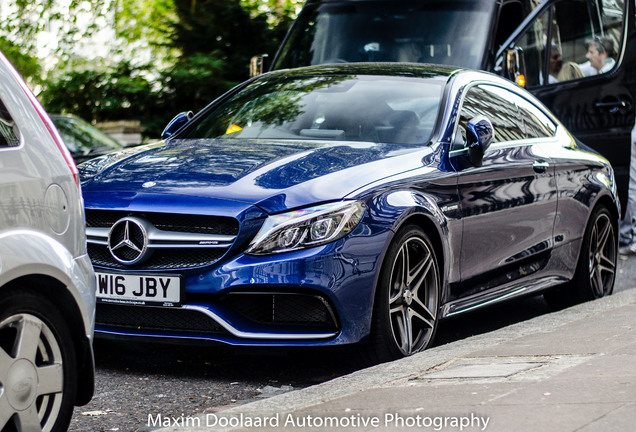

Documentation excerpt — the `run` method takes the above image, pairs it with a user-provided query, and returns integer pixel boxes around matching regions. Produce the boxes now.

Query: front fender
[365,189,461,302]
[376,190,448,231]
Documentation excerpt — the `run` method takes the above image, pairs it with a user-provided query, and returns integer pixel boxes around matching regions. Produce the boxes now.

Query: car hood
[79,138,433,214]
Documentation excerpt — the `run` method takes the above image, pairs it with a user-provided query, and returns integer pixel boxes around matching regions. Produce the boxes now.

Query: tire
[367,225,441,363]
[545,206,617,308]
[0,291,77,432]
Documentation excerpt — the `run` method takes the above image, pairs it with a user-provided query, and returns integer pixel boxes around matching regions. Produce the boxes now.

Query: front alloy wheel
[370,225,440,362]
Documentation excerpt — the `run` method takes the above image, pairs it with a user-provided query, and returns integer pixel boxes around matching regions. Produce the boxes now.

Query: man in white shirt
[579,37,615,76]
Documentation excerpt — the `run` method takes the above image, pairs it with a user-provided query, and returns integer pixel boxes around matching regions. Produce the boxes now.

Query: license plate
[95,272,182,307]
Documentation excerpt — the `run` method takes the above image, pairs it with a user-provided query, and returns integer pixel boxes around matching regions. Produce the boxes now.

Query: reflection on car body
[79,64,619,362]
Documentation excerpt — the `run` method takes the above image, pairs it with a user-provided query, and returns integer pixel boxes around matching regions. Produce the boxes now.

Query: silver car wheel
[0,313,65,432]
[387,235,439,356]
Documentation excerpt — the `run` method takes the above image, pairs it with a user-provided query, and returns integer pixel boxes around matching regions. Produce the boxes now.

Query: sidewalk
[157,288,636,432]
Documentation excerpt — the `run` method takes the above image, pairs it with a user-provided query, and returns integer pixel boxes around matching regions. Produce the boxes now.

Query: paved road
[69,254,636,432]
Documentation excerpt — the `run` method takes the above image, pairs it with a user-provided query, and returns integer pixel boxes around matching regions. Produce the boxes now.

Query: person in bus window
[548,45,563,83]
[579,36,615,76]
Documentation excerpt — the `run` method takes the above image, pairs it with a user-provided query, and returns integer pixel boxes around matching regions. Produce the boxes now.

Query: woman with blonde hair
[557,62,585,81]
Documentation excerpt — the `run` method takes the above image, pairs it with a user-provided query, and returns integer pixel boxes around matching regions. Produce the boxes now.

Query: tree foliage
[0,37,42,84]
[40,61,155,123]
[158,53,227,110]
[170,0,273,80]
[241,0,302,26]
[115,0,177,46]
[0,0,298,138]
[3,0,112,59]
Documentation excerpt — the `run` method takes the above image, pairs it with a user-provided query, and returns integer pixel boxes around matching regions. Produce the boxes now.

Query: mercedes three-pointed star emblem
[107,217,150,265]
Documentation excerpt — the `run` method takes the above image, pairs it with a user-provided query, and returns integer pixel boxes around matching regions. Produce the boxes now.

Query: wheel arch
[1,275,95,405]
[546,192,619,308]
[394,213,446,285]
[367,189,452,308]
[576,191,620,274]
[593,193,620,231]
[575,192,620,256]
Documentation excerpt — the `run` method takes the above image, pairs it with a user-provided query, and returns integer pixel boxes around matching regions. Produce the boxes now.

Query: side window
[550,0,597,82]
[458,85,525,144]
[513,10,550,87]
[0,99,19,148]
[552,0,623,80]
[599,0,625,49]
[513,94,558,138]
[513,0,625,86]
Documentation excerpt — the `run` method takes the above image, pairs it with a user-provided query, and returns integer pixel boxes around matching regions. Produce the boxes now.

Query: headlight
[246,201,366,255]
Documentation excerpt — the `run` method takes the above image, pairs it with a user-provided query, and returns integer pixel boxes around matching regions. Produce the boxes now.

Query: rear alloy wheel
[580,207,617,300]
[370,225,440,362]
[0,292,77,432]
[545,206,617,308]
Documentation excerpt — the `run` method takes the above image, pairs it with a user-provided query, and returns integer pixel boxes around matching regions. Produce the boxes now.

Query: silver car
[0,52,96,431]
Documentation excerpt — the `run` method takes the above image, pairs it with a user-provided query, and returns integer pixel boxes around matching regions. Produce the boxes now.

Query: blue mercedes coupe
[80,64,619,362]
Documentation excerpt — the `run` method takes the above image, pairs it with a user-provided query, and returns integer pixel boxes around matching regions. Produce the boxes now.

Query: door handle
[595,99,633,114]
[533,161,549,173]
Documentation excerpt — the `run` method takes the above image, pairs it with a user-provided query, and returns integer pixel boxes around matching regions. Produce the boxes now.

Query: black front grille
[89,244,227,270]
[86,210,239,235]
[85,209,239,270]
[222,293,339,332]
[97,303,227,334]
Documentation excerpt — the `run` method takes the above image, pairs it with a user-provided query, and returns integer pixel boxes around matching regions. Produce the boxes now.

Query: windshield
[273,0,496,70]
[181,74,444,145]
[52,116,123,154]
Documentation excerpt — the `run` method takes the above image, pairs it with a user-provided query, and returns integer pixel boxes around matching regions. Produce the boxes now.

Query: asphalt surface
[68,254,636,432]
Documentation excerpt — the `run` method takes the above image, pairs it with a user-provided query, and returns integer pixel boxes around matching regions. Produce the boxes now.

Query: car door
[450,84,558,300]
[499,0,636,211]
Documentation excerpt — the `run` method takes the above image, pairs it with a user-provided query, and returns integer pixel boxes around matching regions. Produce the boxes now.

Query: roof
[262,62,460,81]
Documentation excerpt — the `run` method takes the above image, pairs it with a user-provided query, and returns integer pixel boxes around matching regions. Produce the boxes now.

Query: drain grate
[412,355,595,384]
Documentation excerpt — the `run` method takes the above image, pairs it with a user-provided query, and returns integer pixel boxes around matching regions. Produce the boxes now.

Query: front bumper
[94,227,392,347]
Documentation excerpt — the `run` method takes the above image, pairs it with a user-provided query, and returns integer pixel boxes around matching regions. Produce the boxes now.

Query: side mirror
[502,47,528,87]
[250,54,269,77]
[466,115,494,168]
[161,111,193,140]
